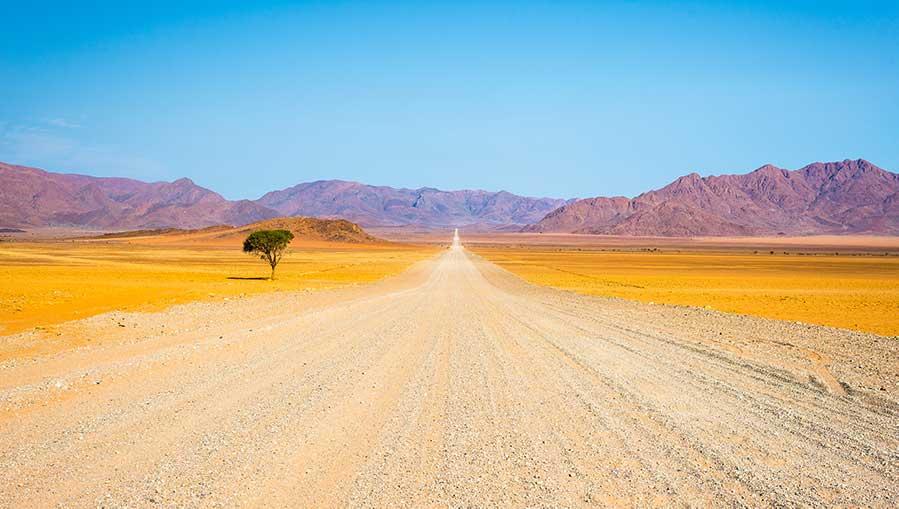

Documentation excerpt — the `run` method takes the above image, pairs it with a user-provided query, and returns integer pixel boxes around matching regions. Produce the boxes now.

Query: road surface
[1,238,897,507]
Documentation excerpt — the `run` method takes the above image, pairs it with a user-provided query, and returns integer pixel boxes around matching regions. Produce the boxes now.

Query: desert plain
[467,234,899,336]
[0,230,897,506]
[0,232,435,340]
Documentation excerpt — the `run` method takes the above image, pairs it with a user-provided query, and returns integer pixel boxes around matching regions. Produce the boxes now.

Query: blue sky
[1,1,897,199]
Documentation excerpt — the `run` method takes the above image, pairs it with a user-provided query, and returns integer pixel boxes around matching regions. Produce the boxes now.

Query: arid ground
[0,234,896,507]
[0,237,435,340]
[462,233,899,336]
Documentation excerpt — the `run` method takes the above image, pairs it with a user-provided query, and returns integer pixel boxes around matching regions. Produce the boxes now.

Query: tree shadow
[227,276,270,281]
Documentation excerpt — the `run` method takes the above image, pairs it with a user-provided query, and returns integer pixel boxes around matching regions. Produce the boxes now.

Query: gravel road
[1,238,897,507]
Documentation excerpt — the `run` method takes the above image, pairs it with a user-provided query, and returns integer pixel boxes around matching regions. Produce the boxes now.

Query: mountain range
[526,159,899,235]
[256,180,568,228]
[0,162,274,230]
[0,162,564,231]
[1,158,897,235]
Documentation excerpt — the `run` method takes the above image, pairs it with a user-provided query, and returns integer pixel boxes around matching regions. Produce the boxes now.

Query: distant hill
[0,162,277,229]
[98,216,381,244]
[226,217,379,243]
[255,180,568,229]
[525,159,899,236]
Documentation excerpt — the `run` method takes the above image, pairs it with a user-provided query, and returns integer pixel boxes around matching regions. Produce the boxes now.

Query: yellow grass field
[472,246,899,336]
[0,240,437,336]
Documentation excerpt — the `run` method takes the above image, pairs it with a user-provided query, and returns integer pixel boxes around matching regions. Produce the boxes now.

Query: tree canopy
[242,229,294,279]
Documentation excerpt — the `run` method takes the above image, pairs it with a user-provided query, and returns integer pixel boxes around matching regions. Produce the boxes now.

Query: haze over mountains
[1,159,897,235]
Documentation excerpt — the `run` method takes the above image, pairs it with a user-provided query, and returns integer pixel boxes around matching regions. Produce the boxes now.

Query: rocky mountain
[255,180,568,228]
[525,159,899,236]
[0,162,278,229]
[4,159,896,235]
[0,162,566,231]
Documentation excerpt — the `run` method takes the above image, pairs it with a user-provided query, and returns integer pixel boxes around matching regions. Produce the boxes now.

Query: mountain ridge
[524,159,899,235]
[0,162,278,230]
[0,162,566,230]
[255,179,568,228]
[3,159,897,235]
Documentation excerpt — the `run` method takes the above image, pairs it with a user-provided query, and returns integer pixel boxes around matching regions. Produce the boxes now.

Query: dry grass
[472,246,899,336]
[0,240,437,336]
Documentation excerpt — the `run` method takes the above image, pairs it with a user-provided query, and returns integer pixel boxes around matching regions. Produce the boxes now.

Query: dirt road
[1,239,897,507]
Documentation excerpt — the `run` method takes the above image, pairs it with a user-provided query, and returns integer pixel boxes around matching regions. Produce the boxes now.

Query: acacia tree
[242,229,294,280]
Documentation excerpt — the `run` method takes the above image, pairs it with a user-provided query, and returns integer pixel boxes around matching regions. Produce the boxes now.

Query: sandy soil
[381,230,899,253]
[0,239,896,507]
[0,241,435,337]
[472,246,899,336]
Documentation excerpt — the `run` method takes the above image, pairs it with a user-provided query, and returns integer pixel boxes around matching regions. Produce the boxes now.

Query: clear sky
[1,1,897,200]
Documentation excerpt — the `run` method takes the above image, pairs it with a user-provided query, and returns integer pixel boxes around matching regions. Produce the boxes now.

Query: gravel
[0,242,896,507]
